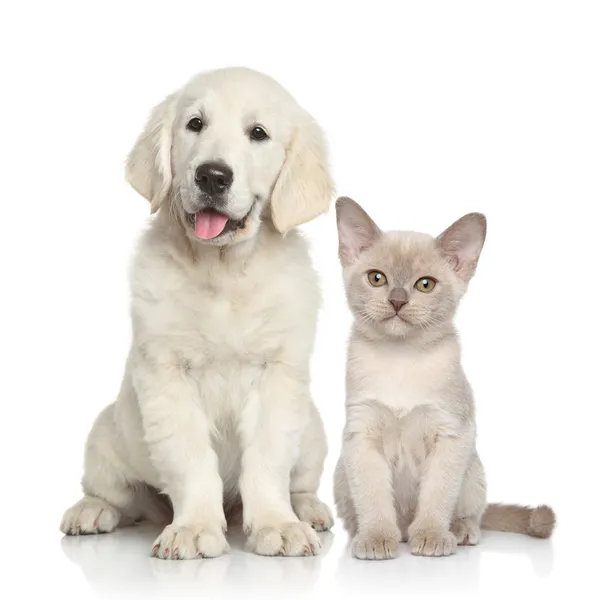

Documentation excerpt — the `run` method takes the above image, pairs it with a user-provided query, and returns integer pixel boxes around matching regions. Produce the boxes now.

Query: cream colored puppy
[60,67,334,560]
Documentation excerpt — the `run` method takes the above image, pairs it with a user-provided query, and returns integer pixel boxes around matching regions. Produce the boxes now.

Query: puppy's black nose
[195,162,234,195]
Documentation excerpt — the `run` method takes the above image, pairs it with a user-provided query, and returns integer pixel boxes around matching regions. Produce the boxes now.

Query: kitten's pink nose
[389,289,408,313]
[389,299,407,313]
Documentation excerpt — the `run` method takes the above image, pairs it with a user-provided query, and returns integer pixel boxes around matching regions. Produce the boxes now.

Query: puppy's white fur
[61,67,334,560]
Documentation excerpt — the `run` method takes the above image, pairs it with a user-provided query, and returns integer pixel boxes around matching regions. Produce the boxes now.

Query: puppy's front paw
[351,530,401,560]
[408,527,457,557]
[291,493,334,531]
[151,524,228,560]
[246,521,321,557]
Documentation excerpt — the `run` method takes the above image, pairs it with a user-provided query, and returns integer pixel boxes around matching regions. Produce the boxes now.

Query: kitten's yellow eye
[367,271,387,287]
[415,277,437,293]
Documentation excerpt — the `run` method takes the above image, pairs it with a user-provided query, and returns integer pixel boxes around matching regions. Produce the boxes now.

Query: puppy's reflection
[61,523,334,599]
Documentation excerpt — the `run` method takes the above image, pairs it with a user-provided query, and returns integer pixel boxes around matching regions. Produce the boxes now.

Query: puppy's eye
[250,125,268,141]
[186,117,203,133]
[367,271,387,287]
[414,277,437,293]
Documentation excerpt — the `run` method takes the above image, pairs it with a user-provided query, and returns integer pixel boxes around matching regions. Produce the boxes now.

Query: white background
[1,1,593,599]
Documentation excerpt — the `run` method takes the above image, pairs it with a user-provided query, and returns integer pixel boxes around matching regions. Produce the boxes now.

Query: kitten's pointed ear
[436,212,487,281]
[336,197,381,266]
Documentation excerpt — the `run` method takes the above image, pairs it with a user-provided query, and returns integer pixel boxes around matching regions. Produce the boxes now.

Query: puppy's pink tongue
[194,210,229,239]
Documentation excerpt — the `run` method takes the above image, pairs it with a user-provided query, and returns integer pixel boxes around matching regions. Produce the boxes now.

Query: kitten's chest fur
[346,330,465,469]
[347,330,458,414]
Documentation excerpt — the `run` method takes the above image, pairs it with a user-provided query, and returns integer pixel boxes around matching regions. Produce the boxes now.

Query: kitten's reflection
[484,531,555,577]
[334,538,482,596]
[334,531,553,596]
[61,523,333,599]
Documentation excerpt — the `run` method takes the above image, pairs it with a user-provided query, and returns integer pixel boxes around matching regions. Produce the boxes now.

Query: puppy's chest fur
[146,268,263,354]
[130,227,317,424]
[168,261,278,359]
[138,236,309,347]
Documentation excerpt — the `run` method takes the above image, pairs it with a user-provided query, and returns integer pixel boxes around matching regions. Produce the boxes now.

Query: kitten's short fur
[333,197,555,560]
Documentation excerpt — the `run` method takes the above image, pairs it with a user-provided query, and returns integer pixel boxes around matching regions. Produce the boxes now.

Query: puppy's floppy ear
[270,113,334,234]
[436,212,487,282]
[335,197,381,266]
[125,92,178,214]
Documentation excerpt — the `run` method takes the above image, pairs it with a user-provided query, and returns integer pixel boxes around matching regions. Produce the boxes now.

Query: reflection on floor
[60,522,555,599]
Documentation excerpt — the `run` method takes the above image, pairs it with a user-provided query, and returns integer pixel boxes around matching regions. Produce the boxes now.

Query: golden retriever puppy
[60,67,334,560]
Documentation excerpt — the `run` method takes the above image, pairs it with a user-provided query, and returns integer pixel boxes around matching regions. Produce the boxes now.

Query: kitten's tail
[481,503,555,538]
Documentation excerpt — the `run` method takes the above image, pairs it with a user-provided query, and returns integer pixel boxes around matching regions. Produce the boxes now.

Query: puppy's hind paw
[60,497,121,535]
[291,492,334,531]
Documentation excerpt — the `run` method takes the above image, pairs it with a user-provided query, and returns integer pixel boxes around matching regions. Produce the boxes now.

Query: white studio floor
[50,519,571,600]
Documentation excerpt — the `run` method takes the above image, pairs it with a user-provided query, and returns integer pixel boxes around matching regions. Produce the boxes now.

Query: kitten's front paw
[351,530,401,560]
[409,528,457,557]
